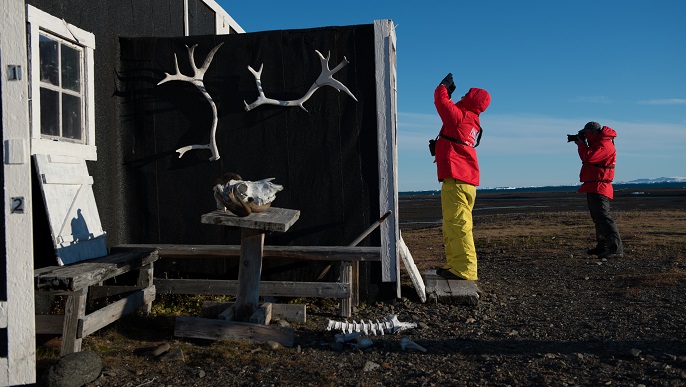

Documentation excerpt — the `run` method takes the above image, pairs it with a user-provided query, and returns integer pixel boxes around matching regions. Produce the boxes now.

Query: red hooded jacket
[433,86,491,186]
[577,126,617,199]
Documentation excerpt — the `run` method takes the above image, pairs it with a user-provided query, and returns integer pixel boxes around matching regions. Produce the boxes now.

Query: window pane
[39,35,59,86]
[62,94,82,140]
[40,88,59,136]
[61,44,81,92]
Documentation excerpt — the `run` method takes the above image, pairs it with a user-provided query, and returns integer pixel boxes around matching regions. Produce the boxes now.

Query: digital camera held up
[567,131,585,143]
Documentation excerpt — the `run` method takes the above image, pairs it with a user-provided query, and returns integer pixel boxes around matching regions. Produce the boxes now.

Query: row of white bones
[157,42,358,161]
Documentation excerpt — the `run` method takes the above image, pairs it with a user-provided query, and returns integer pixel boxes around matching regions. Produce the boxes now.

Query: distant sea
[399,181,686,196]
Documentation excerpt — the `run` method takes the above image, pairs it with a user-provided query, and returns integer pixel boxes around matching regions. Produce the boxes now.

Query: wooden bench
[34,247,159,355]
[116,244,381,317]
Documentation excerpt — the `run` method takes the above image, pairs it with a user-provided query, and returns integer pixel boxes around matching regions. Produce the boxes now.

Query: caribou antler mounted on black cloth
[244,50,357,112]
[158,43,224,161]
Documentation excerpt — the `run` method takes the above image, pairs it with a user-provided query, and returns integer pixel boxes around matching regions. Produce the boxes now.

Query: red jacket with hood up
[577,126,617,199]
[433,85,491,186]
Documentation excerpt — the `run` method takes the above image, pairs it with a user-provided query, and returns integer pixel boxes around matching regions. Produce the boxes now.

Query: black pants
[586,193,623,254]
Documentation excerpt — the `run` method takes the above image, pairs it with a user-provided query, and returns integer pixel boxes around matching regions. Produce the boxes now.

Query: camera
[429,138,437,156]
[567,131,585,143]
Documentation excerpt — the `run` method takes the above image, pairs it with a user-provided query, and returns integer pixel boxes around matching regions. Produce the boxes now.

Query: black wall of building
[26,0,215,260]
[188,0,216,36]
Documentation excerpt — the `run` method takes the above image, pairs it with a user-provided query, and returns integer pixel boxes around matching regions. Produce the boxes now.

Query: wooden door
[33,154,106,265]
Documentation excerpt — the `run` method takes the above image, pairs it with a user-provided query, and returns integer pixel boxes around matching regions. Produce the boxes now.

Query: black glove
[447,83,456,98]
[440,73,456,98]
[577,129,586,143]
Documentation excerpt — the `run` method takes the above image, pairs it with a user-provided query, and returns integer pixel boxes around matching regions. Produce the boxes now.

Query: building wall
[26,0,223,264]
[1,0,35,383]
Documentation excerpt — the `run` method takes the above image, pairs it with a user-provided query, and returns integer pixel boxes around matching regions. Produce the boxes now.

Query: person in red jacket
[433,73,491,281]
[575,121,623,258]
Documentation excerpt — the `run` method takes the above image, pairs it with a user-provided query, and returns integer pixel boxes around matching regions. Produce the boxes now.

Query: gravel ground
[37,189,686,386]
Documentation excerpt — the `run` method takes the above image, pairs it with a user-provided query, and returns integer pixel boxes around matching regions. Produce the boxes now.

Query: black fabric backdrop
[118,25,387,290]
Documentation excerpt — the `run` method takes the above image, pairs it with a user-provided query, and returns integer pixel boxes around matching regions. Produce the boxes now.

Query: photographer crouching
[571,121,624,258]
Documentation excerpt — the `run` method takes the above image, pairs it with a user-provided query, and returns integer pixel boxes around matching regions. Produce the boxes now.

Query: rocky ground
[36,188,686,386]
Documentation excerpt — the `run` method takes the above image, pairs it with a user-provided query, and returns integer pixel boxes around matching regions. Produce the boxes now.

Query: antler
[244,50,357,112]
[158,43,224,160]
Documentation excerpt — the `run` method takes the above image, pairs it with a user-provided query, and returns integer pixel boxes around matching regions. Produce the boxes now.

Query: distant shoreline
[398,182,686,230]
[400,181,686,196]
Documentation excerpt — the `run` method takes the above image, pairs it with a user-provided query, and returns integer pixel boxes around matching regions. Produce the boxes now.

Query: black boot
[598,248,623,259]
[586,246,604,256]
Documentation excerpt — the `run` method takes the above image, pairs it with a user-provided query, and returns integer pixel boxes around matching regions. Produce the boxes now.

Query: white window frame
[27,5,97,160]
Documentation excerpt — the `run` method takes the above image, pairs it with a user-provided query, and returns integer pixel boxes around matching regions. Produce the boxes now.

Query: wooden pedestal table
[174,207,300,347]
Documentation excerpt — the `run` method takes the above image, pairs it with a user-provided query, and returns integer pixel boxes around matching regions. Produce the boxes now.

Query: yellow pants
[441,178,478,280]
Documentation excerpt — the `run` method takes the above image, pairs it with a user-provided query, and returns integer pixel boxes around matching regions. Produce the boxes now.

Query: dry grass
[402,209,686,281]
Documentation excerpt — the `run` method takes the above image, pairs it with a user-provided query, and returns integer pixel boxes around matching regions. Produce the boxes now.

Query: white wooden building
[1,1,243,384]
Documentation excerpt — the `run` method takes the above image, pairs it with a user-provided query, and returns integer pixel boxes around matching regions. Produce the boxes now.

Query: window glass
[38,32,84,142]
[61,44,81,92]
[40,88,59,136]
[39,35,59,85]
[62,94,82,140]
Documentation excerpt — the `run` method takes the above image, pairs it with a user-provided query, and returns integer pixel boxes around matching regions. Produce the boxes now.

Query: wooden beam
[113,244,381,262]
[79,286,156,338]
[174,316,295,347]
[233,228,264,322]
[34,248,159,291]
[35,315,64,335]
[203,301,306,323]
[156,279,349,299]
[340,262,352,317]
[374,19,400,285]
[200,208,300,233]
[398,235,426,303]
[61,287,87,355]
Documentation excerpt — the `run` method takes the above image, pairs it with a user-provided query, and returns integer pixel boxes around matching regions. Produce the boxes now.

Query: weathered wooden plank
[61,287,87,355]
[174,316,295,347]
[113,244,381,262]
[249,303,272,325]
[137,263,155,314]
[374,20,400,286]
[156,279,349,298]
[88,285,144,300]
[80,286,156,338]
[35,315,64,335]
[34,248,159,291]
[234,228,264,322]
[200,207,300,232]
[203,301,306,323]
[340,262,352,318]
[399,235,426,303]
[424,270,480,306]
[217,305,235,321]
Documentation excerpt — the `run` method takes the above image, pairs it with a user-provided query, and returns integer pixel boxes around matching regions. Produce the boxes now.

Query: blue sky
[218,0,685,191]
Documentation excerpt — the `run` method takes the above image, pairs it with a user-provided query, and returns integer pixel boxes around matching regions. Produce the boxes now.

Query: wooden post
[137,262,155,314]
[233,228,265,322]
[61,288,88,355]
[340,262,352,317]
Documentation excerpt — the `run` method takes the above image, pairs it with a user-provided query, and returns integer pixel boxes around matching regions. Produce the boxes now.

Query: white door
[33,154,106,265]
